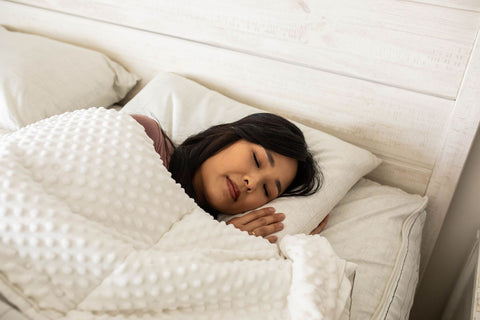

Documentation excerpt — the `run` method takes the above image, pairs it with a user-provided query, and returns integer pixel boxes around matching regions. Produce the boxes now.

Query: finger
[243,213,285,231]
[252,221,284,237]
[309,225,322,235]
[235,207,276,225]
[266,236,278,243]
[322,214,330,226]
[310,214,330,235]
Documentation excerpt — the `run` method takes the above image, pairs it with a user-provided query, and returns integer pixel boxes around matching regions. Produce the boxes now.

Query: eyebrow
[265,149,282,195]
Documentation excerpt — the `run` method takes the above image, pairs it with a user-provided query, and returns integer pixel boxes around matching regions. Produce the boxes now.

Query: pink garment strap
[131,114,174,169]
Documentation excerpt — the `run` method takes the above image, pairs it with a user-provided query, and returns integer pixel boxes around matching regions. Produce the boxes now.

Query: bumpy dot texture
[0,108,353,320]
[281,235,357,320]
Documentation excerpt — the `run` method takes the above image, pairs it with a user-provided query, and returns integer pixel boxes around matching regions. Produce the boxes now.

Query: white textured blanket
[0,108,354,320]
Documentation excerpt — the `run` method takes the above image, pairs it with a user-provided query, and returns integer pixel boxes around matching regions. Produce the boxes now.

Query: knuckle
[258,217,269,225]
[227,217,239,223]
[257,226,270,236]
[258,208,273,216]
[255,210,266,218]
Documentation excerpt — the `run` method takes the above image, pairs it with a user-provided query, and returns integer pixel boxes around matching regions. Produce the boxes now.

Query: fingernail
[278,213,285,219]
[279,223,284,229]
[267,207,275,213]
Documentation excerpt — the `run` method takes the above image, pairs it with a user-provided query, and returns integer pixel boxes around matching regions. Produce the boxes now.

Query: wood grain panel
[10,0,480,99]
[367,158,431,195]
[0,0,452,185]
[0,0,453,180]
[421,30,480,275]
[405,0,480,11]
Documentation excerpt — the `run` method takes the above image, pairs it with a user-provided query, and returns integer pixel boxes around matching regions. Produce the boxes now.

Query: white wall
[410,127,480,319]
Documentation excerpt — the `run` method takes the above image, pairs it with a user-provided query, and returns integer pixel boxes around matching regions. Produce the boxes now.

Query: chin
[211,204,237,215]
[214,206,234,215]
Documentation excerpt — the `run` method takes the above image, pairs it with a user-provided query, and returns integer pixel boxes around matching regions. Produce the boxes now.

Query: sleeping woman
[132,112,328,243]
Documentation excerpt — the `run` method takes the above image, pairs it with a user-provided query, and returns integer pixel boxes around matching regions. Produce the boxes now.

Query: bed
[0,0,479,319]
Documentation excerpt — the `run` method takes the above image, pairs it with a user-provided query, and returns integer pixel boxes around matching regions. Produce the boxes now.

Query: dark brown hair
[169,113,322,217]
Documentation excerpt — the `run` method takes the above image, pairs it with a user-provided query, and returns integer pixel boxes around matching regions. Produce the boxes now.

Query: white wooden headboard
[1,0,479,278]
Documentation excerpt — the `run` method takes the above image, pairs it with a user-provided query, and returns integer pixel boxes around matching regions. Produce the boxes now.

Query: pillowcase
[322,178,427,320]
[0,26,139,131]
[122,72,381,237]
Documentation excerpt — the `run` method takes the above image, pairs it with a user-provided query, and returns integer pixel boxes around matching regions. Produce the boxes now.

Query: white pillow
[0,26,139,131]
[122,72,381,237]
[322,178,427,320]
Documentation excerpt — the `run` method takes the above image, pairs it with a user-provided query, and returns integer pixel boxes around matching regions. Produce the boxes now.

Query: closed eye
[263,184,269,197]
[253,152,260,168]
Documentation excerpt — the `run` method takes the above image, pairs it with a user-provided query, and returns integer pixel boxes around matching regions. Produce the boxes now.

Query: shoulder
[131,114,160,134]
[131,114,174,167]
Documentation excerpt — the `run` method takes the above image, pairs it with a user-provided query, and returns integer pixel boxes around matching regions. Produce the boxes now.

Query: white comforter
[0,108,354,320]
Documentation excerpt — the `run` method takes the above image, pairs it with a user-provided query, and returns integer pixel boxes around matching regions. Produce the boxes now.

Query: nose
[243,175,259,192]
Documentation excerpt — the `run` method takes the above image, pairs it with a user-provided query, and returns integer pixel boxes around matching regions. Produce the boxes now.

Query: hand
[226,207,285,243]
[309,214,329,235]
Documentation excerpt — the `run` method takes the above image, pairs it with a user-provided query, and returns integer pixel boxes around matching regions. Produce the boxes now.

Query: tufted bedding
[0,108,354,320]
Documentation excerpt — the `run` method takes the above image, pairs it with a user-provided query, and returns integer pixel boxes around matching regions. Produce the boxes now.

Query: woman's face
[193,140,298,214]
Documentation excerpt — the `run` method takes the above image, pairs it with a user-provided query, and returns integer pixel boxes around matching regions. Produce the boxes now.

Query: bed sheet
[0,295,28,320]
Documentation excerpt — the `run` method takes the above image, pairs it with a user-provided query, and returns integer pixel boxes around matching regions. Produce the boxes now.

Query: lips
[226,177,240,201]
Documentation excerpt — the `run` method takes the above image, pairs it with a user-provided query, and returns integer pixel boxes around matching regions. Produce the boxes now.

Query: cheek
[241,194,268,211]
[203,176,220,202]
